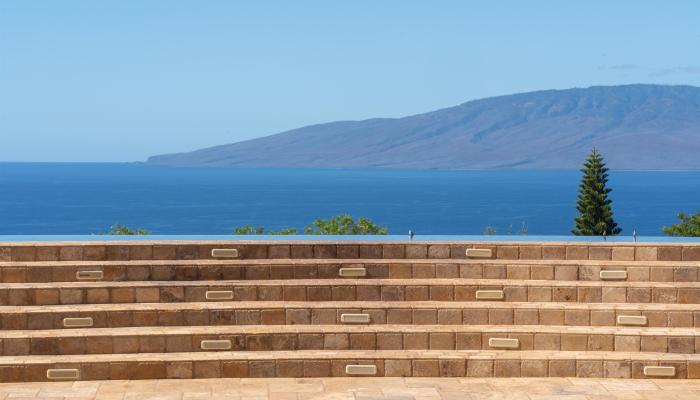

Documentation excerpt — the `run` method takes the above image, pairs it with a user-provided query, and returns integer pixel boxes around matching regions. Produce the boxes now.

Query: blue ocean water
[0,163,698,236]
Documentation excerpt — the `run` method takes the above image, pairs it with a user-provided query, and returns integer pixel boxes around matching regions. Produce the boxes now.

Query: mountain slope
[147,84,700,169]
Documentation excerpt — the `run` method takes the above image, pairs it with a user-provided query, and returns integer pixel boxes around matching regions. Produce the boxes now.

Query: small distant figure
[602,231,607,241]
[408,230,414,240]
[632,230,637,242]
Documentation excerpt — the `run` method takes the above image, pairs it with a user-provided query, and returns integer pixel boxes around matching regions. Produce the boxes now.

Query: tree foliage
[304,214,388,235]
[233,225,265,235]
[233,215,386,235]
[662,212,700,236]
[572,148,621,236]
[108,224,149,235]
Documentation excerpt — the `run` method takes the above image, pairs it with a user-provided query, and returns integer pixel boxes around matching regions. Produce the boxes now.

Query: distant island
[147,84,700,170]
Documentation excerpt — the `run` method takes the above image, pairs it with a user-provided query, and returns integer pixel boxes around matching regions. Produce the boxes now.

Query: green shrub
[663,212,700,236]
[108,224,149,235]
[233,214,387,235]
[304,214,387,235]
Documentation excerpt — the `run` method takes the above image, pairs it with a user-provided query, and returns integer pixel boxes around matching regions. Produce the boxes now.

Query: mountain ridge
[147,84,700,169]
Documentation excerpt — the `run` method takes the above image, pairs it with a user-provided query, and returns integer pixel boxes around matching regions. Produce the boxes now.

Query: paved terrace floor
[2,378,700,400]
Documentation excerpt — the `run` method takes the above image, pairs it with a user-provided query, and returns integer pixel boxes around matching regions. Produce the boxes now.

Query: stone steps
[2,239,699,382]
[0,350,697,382]
[2,258,700,283]
[3,241,700,262]
[3,279,700,305]
[2,301,699,330]
[2,325,699,356]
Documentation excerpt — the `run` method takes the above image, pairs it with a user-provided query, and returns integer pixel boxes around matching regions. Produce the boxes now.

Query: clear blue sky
[1,1,699,162]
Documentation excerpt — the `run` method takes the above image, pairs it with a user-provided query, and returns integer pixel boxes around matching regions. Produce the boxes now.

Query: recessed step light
[599,270,627,280]
[200,340,232,350]
[476,290,504,300]
[76,270,103,280]
[46,369,79,380]
[617,315,647,326]
[345,365,377,376]
[211,249,239,258]
[466,249,492,258]
[643,366,675,377]
[339,267,366,277]
[62,317,93,328]
[488,338,519,349]
[205,290,233,300]
[340,313,371,324]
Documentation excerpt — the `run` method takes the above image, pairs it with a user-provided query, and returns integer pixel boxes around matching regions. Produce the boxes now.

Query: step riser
[4,284,700,305]
[4,264,699,283]
[0,357,694,382]
[3,243,699,262]
[5,331,699,356]
[4,307,698,330]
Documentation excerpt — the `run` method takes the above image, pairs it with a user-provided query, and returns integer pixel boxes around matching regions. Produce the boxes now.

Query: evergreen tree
[572,148,621,236]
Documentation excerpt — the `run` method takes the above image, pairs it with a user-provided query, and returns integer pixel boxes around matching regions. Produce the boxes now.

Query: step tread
[2,300,700,313]
[1,349,698,365]
[3,324,699,338]
[6,278,700,289]
[3,258,700,267]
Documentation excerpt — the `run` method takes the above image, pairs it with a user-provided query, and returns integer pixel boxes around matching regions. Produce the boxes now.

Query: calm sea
[0,163,698,236]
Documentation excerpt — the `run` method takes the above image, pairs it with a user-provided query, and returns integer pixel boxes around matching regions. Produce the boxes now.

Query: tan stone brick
[519,246,542,260]
[459,264,482,278]
[222,361,249,377]
[682,247,700,261]
[534,333,560,350]
[539,309,564,325]
[166,361,192,379]
[576,360,603,377]
[589,247,612,260]
[277,360,303,377]
[428,245,450,258]
[615,335,640,352]
[381,245,403,259]
[514,309,539,325]
[565,246,588,260]
[521,360,548,377]
[467,360,493,377]
[668,336,694,353]
[429,333,454,350]
[439,359,465,377]
[404,333,429,350]
[59,246,83,261]
[635,247,658,261]
[313,245,336,259]
[456,333,481,350]
[604,361,631,378]
[483,264,506,279]
[506,265,530,280]
[496,246,518,259]
[611,247,635,261]
[359,245,382,259]
[412,360,439,377]
[549,359,575,377]
[658,246,682,261]
[530,265,554,280]
[385,360,411,377]
[590,311,615,326]
[349,333,375,350]
[494,360,520,377]
[11,246,35,261]
[405,245,428,259]
[303,360,330,377]
[433,263,457,278]
[561,334,587,351]
[565,310,589,326]
[554,265,578,280]
[542,246,565,260]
